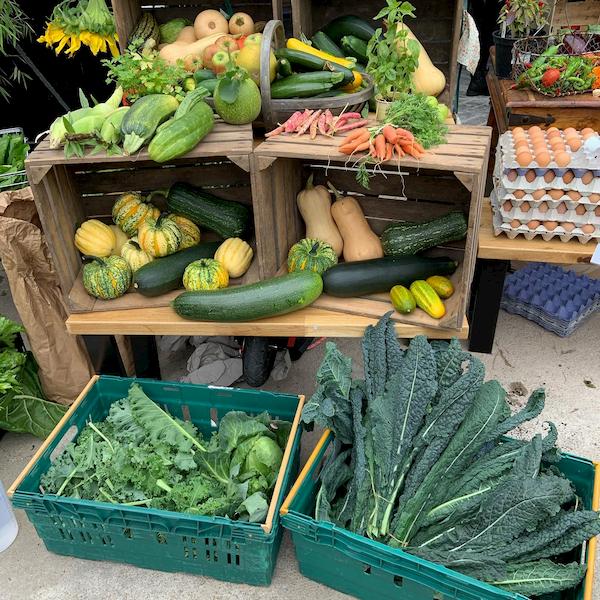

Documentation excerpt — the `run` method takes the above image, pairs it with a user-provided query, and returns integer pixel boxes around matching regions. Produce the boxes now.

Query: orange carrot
[340,127,369,145]
[382,125,397,144]
[394,143,405,159]
[395,127,414,141]
[338,131,370,152]
[374,134,386,160]
[354,140,371,153]
[384,142,393,161]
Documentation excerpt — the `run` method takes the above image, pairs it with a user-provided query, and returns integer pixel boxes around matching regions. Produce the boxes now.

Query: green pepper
[529,45,560,73]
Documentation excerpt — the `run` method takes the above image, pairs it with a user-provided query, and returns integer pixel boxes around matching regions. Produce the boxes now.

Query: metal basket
[512,32,600,96]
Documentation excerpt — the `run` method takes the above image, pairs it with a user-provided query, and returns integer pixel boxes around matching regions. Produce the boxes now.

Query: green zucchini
[381,212,468,257]
[323,61,355,86]
[275,48,325,71]
[198,78,218,95]
[167,182,250,239]
[313,89,348,98]
[271,72,343,98]
[341,35,368,63]
[172,272,323,321]
[322,256,458,297]
[193,69,216,83]
[133,242,220,297]
[311,31,345,58]
[323,15,377,43]
[277,57,293,77]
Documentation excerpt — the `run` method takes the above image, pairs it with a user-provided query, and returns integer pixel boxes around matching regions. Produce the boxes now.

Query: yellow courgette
[410,280,446,319]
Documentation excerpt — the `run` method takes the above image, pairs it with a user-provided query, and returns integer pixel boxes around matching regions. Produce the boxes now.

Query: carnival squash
[287,238,338,274]
[112,192,156,237]
[183,258,229,291]
[138,214,182,257]
[214,238,253,278]
[121,237,154,271]
[82,256,132,300]
[329,184,383,262]
[397,24,446,97]
[109,225,129,255]
[167,214,201,249]
[296,175,343,257]
[74,219,116,257]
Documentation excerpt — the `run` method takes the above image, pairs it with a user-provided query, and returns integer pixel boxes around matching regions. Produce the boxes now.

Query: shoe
[466,72,490,96]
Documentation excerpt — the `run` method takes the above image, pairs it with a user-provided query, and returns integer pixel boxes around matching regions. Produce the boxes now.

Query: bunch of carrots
[338,125,426,161]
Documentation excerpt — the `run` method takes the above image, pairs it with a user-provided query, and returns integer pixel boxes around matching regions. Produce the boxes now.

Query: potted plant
[493,0,550,78]
[366,0,420,120]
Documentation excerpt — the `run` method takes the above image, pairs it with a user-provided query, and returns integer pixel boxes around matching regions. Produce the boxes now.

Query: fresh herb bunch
[385,93,448,148]
[366,1,420,101]
[102,41,187,102]
[498,0,549,39]
[302,315,600,597]
[0,315,66,438]
[42,383,291,521]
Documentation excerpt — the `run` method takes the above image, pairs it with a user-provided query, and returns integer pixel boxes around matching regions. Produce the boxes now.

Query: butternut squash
[159,33,225,65]
[176,26,197,43]
[296,174,343,257]
[194,9,229,39]
[329,184,383,262]
[397,24,446,97]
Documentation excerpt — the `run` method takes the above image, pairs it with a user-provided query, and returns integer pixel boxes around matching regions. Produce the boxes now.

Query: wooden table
[469,200,598,353]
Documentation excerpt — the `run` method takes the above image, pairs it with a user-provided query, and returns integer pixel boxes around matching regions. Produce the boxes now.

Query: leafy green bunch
[0,316,66,438]
[366,1,420,101]
[42,384,291,522]
[302,315,600,597]
[0,132,29,191]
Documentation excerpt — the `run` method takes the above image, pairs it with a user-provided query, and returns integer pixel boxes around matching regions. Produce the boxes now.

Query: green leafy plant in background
[302,314,600,597]
[41,383,291,522]
[498,0,550,39]
[0,131,29,190]
[0,316,67,438]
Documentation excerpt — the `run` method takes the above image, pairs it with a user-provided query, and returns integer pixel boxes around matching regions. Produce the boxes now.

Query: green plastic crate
[281,431,599,600]
[10,375,304,586]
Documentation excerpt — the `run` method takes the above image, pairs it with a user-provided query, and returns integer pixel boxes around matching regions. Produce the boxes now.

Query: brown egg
[549,189,564,200]
[595,206,600,217]
[525,169,536,182]
[514,139,530,152]
[557,202,568,214]
[575,204,586,215]
[517,151,533,167]
[532,189,546,200]
[568,138,582,152]
[589,193,600,203]
[510,219,522,228]
[564,127,577,138]
[512,127,525,137]
[543,221,559,231]
[581,127,596,137]
[546,127,560,138]
[514,189,526,199]
[536,151,551,167]
[550,140,566,153]
[520,201,531,212]
[532,140,547,152]
[581,171,594,185]
[581,224,596,234]
[507,169,518,181]
[503,200,513,211]
[562,170,574,184]
[567,190,582,201]
[543,170,555,183]
[562,222,576,232]
[554,151,571,167]
[538,201,549,213]
[528,126,542,137]
[527,220,541,229]
[582,130,596,141]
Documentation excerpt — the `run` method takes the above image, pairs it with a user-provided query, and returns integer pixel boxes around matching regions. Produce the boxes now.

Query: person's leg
[467,0,501,96]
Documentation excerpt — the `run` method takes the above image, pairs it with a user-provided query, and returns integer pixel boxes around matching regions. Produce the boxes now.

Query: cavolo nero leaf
[486,388,546,441]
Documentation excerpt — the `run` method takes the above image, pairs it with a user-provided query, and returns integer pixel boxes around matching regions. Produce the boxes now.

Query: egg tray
[501,263,600,337]
[492,188,600,227]
[499,131,599,171]
[494,150,600,195]
[493,181,600,209]
[491,198,599,244]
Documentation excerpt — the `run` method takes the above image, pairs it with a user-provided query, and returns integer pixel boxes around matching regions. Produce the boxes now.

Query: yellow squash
[74,219,116,257]
[214,237,253,278]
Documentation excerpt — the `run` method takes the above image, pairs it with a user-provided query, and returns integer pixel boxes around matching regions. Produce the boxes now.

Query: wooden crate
[290,0,462,105]
[550,0,600,31]
[252,124,491,332]
[111,0,284,48]
[25,122,259,314]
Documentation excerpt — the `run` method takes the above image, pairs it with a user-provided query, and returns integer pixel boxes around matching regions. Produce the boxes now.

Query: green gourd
[287,238,338,275]
[82,256,132,300]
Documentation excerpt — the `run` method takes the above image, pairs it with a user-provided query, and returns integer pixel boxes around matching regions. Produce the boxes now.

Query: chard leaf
[491,560,587,596]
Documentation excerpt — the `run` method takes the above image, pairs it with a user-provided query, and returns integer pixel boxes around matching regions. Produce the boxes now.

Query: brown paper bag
[0,187,92,405]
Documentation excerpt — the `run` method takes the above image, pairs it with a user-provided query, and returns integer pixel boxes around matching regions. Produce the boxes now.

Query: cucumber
[172,272,323,321]
[133,242,220,297]
[271,72,344,98]
[311,31,345,58]
[275,48,325,71]
[193,69,216,83]
[167,182,250,239]
[322,256,458,297]
[277,57,293,77]
[198,79,218,95]
[323,15,377,43]
[381,212,468,257]
[340,35,368,63]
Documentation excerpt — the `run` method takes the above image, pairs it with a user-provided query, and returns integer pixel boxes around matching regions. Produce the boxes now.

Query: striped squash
[112,192,155,237]
[183,258,229,291]
[167,214,201,249]
[214,237,253,278]
[121,237,154,271]
[287,238,338,275]
[74,219,116,257]
[82,256,132,300]
[138,214,182,257]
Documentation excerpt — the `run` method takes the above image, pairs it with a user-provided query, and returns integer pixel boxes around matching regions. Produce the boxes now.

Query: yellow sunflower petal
[107,35,120,57]
[64,34,81,56]
[79,30,91,44]
[55,34,70,55]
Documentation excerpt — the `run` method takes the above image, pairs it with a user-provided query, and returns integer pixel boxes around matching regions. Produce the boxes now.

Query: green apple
[425,95,439,109]
[436,103,450,121]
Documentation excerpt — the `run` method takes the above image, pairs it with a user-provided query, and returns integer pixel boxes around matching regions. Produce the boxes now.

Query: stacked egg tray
[493,126,600,243]
[501,263,600,337]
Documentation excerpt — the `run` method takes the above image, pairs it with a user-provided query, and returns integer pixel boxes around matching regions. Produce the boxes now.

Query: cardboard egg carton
[493,182,600,209]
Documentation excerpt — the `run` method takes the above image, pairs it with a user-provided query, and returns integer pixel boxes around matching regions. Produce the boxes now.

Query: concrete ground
[1,70,600,599]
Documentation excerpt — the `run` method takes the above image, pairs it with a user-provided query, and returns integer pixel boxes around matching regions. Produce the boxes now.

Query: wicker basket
[259,20,374,129]
[512,32,600,97]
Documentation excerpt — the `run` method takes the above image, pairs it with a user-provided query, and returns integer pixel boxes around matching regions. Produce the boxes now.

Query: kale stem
[88,421,114,451]
[56,465,79,496]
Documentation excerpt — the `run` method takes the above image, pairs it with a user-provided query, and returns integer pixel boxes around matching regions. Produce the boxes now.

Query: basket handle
[260,19,285,130]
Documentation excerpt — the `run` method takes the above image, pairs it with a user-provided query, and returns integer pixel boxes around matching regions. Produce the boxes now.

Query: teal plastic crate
[281,431,599,600]
[10,375,304,586]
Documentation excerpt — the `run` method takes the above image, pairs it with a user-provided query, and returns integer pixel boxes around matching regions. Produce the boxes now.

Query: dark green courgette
[341,35,368,63]
[193,69,216,83]
[133,242,220,297]
[323,15,377,42]
[322,256,458,297]
[277,57,293,77]
[311,31,345,57]
[198,78,218,95]
[313,89,348,98]
[323,61,355,86]
[275,48,325,71]
[271,72,344,98]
